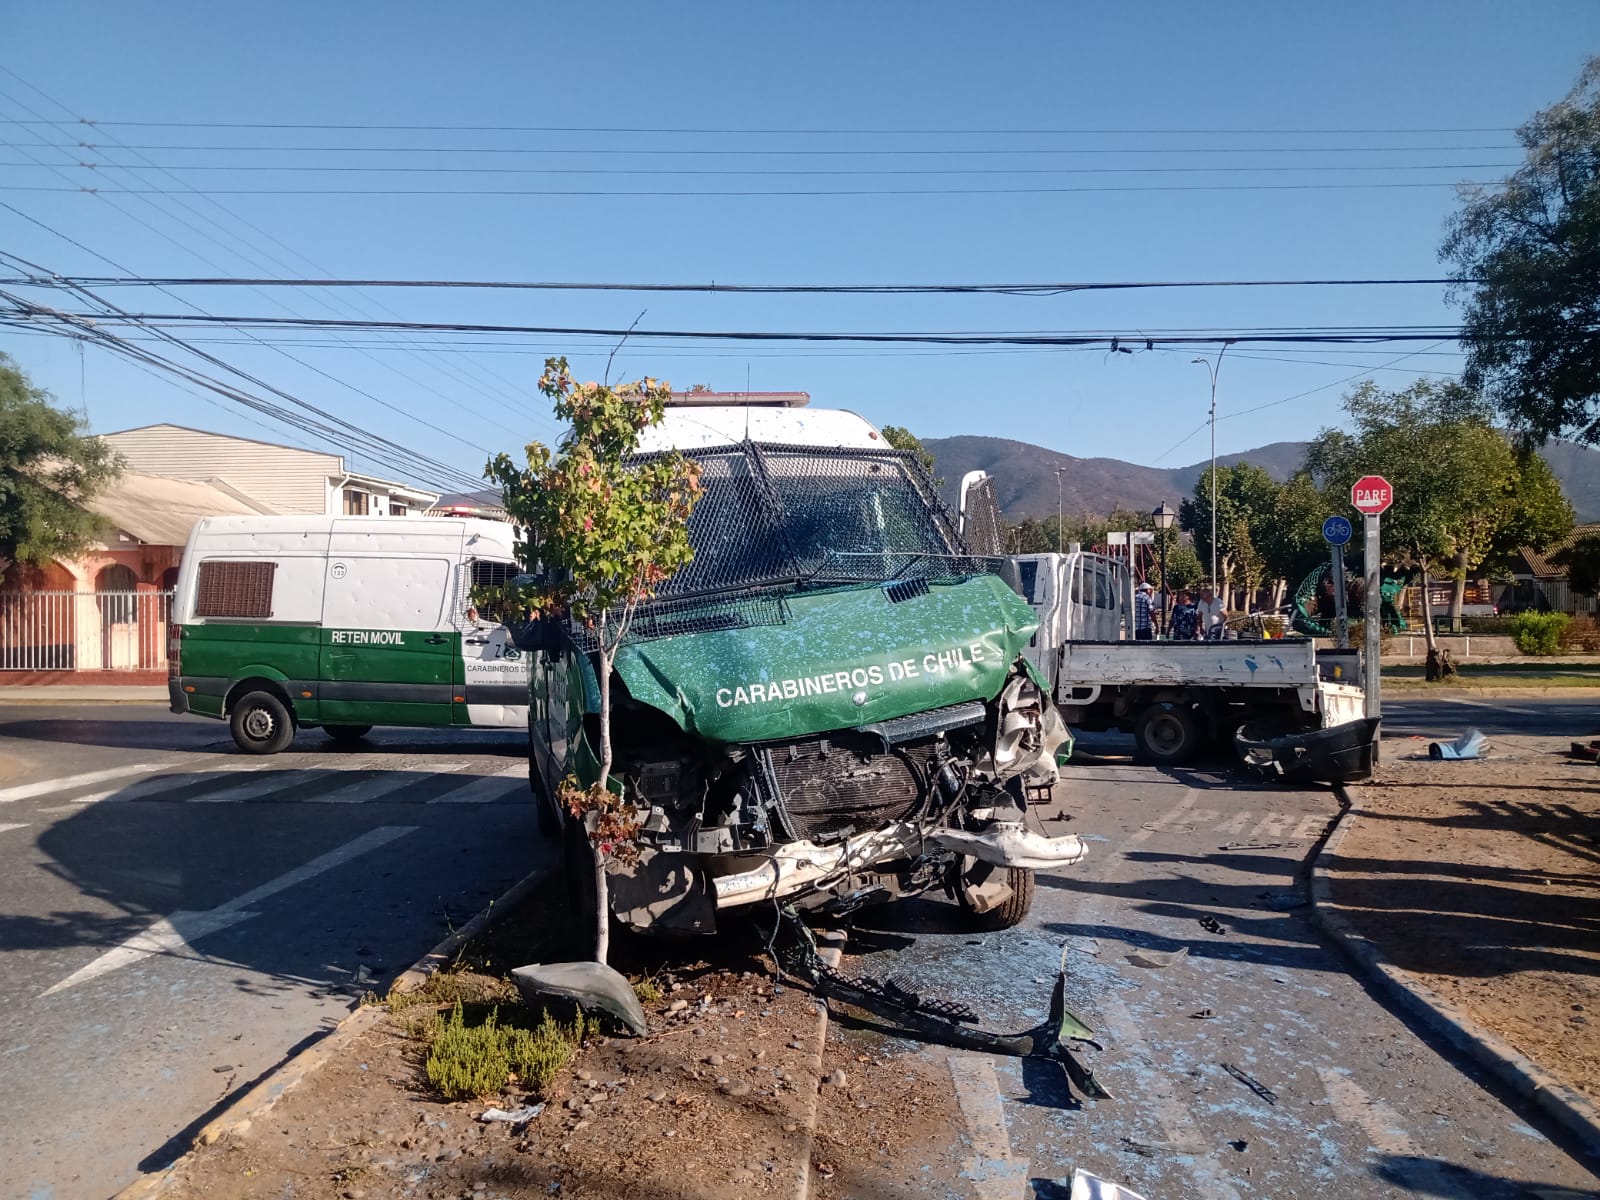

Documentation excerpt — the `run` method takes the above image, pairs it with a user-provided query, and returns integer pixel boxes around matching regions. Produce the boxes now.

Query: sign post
[1322,515,1353,650]
[1350,476,1394,724]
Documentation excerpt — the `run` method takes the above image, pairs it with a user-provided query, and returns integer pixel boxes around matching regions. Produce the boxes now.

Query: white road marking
[314,772,436,804]
[1316,1067,1416,1156]
[1127,792,1199,846]
[426,764,528,804]
[0,763,163,803]
[0,822,29,835]
[1448,698,1542,717]
[41,825,417,996]
[947,1052,1030,1200]
[188,768,324,803]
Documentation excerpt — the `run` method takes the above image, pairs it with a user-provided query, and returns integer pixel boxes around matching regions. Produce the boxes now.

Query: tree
[1179,462,1284,609]
[1303,380,1573,652]
[0,354,121,582]
[1442,57,1600,444]
[879,425,941,484]
[1554,533,1600,597]
[485,358,701,963]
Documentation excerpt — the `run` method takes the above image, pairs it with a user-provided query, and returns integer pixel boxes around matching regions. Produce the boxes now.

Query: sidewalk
[0,684,167,703]
[1311,734,1600,1153]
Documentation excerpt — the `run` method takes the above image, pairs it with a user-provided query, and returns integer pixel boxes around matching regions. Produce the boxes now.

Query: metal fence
[0,590,174,672]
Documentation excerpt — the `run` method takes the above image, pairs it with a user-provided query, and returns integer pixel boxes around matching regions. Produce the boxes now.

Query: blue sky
[3,2,1596,491]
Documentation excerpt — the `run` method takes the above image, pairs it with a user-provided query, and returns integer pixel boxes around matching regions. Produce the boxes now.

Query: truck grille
[764,732,932,843]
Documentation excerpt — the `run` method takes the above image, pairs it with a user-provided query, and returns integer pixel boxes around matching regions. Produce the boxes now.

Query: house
[103,424,441,518]
[0,471,272,681]
[1502,523,1600,615]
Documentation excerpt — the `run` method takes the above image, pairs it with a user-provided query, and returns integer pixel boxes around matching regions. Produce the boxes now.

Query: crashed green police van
[169,515,529,752]
[522,398,1087,935]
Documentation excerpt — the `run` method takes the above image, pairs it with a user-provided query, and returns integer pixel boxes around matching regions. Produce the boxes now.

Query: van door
[320,553,455,727]
[453,558,531,728]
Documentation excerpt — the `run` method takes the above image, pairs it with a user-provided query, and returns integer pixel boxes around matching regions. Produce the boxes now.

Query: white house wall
[105,426,341,515]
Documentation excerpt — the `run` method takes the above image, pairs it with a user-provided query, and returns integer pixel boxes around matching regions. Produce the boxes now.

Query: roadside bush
[1461,615,1515,635]
[1559,614,1600,652]
[1509,612,1570,655]
[422,1001,585,1100]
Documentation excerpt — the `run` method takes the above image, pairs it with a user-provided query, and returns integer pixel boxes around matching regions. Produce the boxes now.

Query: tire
[323,724,372,743]
[229,690,296,755]
[954,858,1036,930]
[1135,701,1204,765]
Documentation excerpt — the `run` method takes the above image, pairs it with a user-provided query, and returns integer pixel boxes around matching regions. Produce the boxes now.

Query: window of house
[195,561,277,619]
[390,502,408,517]
[343,488,369,515]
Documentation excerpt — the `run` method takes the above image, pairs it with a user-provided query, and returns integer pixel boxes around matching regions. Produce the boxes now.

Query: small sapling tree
[486,357,700,963]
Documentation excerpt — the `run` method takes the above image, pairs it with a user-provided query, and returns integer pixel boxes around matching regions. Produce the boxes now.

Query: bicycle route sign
[1322,515,1353,546]
[1351,474,1394,517]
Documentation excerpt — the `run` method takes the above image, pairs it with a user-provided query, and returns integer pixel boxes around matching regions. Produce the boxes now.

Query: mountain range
[926,436,1600,525]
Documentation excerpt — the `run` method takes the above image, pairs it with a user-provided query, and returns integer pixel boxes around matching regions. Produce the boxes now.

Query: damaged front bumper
[711,819,1088,909]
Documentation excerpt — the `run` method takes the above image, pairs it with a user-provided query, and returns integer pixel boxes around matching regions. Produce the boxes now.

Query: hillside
[926,436,1600,524]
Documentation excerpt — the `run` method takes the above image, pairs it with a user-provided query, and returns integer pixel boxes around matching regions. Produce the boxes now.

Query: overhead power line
[40,141,1523,156]
[3,274,1469,295]
[0,118,1516,134]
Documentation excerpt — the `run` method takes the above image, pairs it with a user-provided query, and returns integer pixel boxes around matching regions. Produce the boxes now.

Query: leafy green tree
[1304,379,1572,644]
[879,425,941,484]
[1179,462,1283,608]
[1442,57,1600,444]
[0,354,121,582]
[486,357,701,962]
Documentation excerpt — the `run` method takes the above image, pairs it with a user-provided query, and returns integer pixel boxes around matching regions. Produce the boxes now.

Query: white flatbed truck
[1008,550,1366,764]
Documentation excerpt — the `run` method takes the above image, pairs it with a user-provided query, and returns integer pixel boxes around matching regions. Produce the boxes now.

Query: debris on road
[475,1103,543,1127]
[1220,1061,1279,1105]
[1198,916,1224,934]
[1071,1167,1150,1199]
[1125,946,1188,969]
[1567,739,1600,762]
[1189,1008,1217,1020]
[1428,728,1487,760]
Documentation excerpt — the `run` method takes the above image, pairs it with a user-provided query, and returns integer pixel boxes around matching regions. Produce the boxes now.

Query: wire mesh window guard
[194,560,276,619]
[554,441,1003,650]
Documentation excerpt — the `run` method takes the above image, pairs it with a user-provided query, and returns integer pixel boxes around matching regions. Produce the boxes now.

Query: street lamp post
[1054,466,1066,554]
[1152,500,1176,638]
[1191,344,1231,595]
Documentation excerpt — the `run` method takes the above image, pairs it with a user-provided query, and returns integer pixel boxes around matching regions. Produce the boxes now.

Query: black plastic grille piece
[884,578,930,604]
[763,731,936,843]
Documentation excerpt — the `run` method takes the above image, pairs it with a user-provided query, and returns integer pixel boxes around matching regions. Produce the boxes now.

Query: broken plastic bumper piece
[928,824,1089,871]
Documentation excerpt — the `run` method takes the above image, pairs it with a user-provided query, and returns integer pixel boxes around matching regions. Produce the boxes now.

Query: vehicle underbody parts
[770,907,1113,1103]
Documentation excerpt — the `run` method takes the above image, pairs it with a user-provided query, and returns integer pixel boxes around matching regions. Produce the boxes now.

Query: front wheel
[229,690,296,755]
[954,858,1035,930]
[1135,701,1205,765]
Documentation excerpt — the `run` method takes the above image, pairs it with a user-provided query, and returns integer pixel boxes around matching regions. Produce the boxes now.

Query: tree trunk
[593,637,613,965]
[1419,565,1438,655]
[1450,549,1468,634]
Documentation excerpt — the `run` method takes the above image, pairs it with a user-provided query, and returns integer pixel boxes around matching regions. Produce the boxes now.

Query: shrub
[1559,614,1600,652]
[422,1001,585,1100]
[1461,615,1515,635]
[1509,612,1570,655]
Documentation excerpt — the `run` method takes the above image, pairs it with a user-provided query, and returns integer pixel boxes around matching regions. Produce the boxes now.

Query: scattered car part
[1126,946,1189,969]
[1221,1061,1279,1105]
[509,961,648,1037]
[1234,716,1380,782]
[1428,728,1487,760]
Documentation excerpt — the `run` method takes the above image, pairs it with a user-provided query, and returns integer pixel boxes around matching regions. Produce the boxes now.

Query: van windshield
[637,441,975,601]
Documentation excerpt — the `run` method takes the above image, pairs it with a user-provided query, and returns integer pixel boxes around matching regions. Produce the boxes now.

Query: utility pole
[1191,343,1231,592]
[1054,466,1066,555]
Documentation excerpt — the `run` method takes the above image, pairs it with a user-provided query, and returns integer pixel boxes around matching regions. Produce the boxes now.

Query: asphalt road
[833,707,1600,1198]
[1380,693,1598,740]
[0,703,552,1200]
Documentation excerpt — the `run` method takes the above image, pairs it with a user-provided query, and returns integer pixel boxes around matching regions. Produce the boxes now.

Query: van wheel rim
[242,708,275,740]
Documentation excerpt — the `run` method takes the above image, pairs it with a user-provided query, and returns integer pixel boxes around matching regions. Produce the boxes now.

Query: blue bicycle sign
[1322,515,1353,546]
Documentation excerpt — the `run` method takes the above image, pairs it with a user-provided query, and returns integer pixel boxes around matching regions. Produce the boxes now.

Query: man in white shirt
[1197,584,1227,640]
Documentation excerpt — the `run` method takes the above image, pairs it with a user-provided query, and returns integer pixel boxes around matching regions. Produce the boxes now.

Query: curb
[791,930,845,1200]
[1382,685,1600,698]
[111,866,552,1200]
[1311,785,1600,1158]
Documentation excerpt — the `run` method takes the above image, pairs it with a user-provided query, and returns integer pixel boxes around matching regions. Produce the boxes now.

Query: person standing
[1197,583,1227,640]
[1134,582,1155,640]
[1170,589,1200,640]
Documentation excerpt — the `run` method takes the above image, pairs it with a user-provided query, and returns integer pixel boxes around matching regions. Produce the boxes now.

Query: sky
[3,2,1597,494]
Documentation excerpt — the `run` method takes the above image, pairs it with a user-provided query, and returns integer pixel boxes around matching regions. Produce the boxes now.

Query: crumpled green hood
[614,574,1038,744]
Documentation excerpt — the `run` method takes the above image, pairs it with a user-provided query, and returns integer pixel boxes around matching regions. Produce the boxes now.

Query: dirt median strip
[1311,781,1600,1158]
[111,865,555,1200]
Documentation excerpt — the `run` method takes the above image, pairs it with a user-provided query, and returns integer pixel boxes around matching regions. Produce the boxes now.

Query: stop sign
[1351,474,1394,516]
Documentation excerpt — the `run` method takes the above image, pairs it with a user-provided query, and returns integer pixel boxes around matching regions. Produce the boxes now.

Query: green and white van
[168,515,529,753]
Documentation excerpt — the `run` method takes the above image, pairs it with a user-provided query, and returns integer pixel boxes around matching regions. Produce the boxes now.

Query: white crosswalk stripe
[190,769,324,803]
[427,764,529,804]
[0,823,29,836]
[0,763,164,804]
[314,772,440,804]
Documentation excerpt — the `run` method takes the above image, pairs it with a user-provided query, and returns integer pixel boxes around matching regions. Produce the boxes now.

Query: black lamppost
[1153,501,1177,638]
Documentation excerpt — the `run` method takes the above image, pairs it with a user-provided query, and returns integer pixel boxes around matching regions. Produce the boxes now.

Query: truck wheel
[230,690,295,755]
[955,859,1036,930]
[323,724,372,743]
[1135,701,1204,765]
